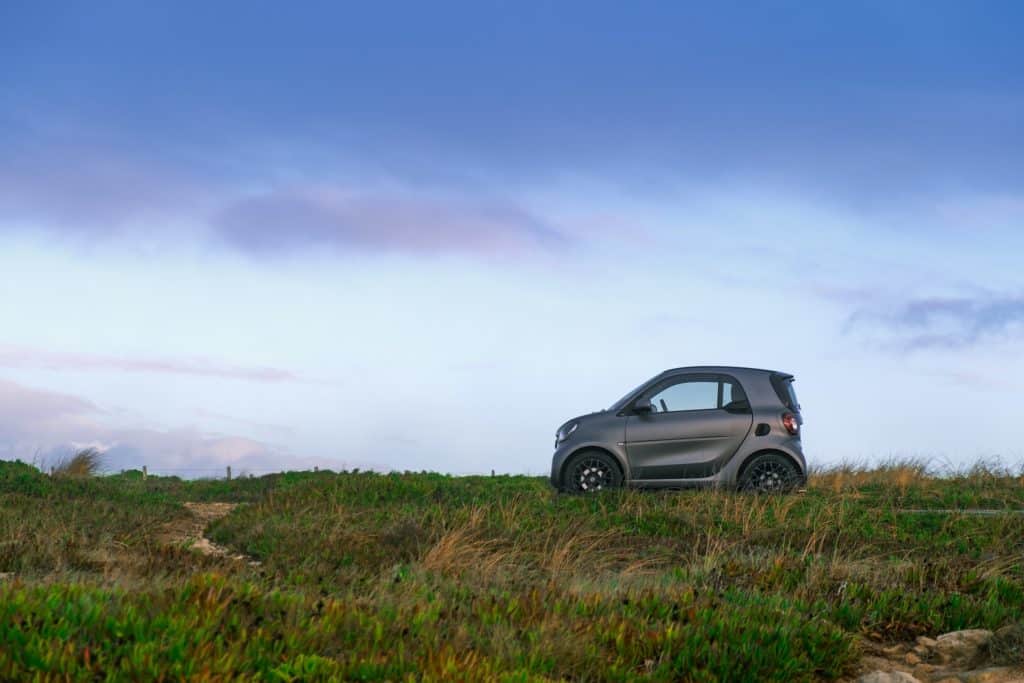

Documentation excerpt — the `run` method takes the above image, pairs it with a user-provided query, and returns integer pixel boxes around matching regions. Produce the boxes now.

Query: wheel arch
[736,449,805,485]
[558,446,628,488]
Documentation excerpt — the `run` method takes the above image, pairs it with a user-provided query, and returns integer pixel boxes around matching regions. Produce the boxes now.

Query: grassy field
[1,459,1023,681]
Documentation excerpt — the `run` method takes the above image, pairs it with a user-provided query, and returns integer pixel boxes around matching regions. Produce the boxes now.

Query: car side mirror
[633,397,653,413]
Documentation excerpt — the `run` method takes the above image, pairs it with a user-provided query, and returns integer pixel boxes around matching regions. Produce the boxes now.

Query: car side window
[723,380,747,407]
[648,380,719,413]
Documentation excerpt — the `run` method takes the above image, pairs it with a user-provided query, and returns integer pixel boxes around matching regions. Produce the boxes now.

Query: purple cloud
[1,142,566,258]
[214,188,565,256]
[0,130,570,259]
[0,379,100,444]
[847,294,1024,350]
[0,142,214,234]
[0,347,302,383]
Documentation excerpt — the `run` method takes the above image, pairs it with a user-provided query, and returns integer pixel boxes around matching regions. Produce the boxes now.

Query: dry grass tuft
[52,448,103,478]
[989,623,1024,666]
[808,457,932,492]
[539,523,662,578]
[420,508,505,575]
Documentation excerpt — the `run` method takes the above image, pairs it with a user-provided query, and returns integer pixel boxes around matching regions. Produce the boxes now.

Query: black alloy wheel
[563,451,623,493]
[739,453,800,493]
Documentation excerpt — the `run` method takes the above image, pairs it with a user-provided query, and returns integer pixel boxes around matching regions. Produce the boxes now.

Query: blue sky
[2,1,1023,474]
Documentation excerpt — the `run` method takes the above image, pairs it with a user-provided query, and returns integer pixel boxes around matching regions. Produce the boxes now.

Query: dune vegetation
[1,458,1022,681]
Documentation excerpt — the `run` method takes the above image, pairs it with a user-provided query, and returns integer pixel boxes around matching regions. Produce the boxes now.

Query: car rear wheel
[562,451,623,494]
[738,453,800,493]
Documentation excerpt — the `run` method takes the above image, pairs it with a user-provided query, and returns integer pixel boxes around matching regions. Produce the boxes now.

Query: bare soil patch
[159,502,258,564]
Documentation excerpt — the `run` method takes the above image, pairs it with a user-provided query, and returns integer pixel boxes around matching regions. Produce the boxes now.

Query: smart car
[551,366,805,493]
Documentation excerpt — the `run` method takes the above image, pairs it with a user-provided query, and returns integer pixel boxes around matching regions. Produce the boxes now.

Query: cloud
[0,141,214,234]
[0,379,101,444]
[0,378,282,472]
[0,347,302,383]
[214,187,565,256]
[0,137,566,258]
[0,379,386,475]
[932,194,1024,233]
[847,294,1024,351]
[94,430,285,475]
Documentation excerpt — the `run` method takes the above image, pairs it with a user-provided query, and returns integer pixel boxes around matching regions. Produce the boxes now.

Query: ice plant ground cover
[0,460,1022,680]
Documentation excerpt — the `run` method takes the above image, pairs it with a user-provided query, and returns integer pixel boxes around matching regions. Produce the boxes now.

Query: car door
[625,374,753,480]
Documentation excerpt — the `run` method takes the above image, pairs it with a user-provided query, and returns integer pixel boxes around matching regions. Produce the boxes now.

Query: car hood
[556,410,608,433]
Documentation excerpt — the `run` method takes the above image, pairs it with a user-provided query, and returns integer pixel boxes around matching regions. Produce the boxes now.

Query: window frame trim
[629,372,744,416]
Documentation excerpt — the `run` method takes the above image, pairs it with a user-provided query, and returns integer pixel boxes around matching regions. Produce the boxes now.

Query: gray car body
[549,366,806,490]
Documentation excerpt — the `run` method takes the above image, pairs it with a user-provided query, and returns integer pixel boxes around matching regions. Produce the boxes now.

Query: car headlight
[556,422,579,445]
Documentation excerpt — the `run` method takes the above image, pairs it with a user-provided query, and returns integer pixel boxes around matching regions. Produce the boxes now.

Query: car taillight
[782,413,799,436]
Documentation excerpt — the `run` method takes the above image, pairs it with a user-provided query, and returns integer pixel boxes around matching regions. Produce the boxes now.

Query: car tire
[738,453,800,493]
[562,450,623,494]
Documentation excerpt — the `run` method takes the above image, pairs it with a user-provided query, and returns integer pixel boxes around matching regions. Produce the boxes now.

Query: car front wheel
[562,451,623,494]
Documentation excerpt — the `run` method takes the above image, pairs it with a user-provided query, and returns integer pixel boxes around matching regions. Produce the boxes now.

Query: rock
[958,666,1024,683]
[905,652,921,665]
[856,672,921,683]
[0,572,13,581]
[862,655,896,671]
[934,629,994,666]
[917,636,939,649]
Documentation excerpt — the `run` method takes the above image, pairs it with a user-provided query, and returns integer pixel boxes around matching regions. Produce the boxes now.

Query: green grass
[1,459,1023,680]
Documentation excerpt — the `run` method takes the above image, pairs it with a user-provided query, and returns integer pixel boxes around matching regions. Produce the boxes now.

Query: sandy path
[160,502,259,565]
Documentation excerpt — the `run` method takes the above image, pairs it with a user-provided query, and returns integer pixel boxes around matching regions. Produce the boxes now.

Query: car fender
[723,439,806,483]
[554,440,631,484]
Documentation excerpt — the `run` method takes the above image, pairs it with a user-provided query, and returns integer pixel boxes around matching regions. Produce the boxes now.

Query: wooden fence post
[142,465,148,481]
[226,465,232,481]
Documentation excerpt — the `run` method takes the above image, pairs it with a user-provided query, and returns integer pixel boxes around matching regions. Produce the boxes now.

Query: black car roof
[660,366,791,378]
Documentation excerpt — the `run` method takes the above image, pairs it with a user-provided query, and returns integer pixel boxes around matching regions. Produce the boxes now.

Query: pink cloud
[0,347,302,383]
[0,379,382,475]
[214,187,565,256]
[0,379,279,467]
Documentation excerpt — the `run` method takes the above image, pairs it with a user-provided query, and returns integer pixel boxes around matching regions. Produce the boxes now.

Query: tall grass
[52,447,103,478]
[1,460,1022,679]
